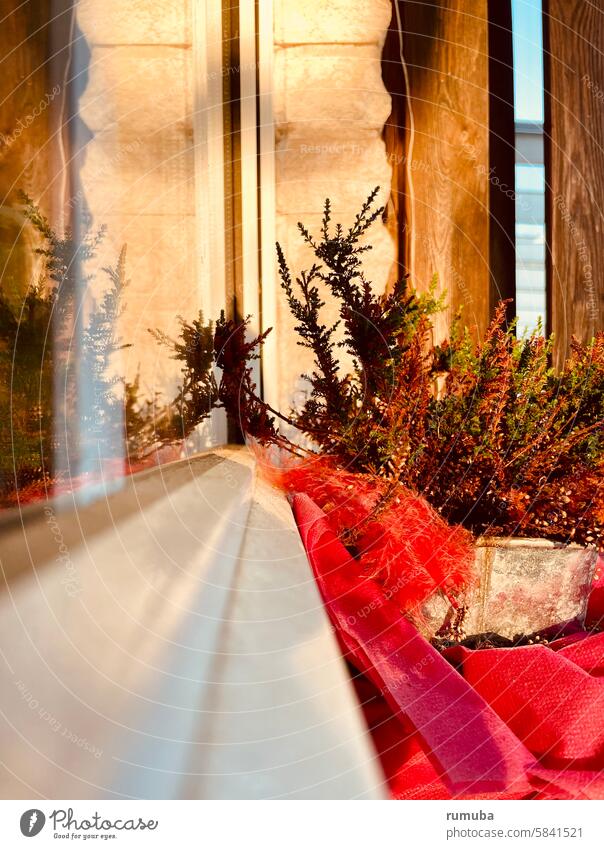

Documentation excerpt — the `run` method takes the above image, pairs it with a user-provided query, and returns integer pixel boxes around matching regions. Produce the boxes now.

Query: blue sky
[512,0,544,122]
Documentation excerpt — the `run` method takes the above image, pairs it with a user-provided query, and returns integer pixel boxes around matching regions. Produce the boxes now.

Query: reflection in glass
[512,0,546,335]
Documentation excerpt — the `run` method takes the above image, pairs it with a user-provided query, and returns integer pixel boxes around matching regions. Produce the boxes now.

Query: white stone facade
[76,0,197,398]
[272,0,396,410]
[75,0,396,419]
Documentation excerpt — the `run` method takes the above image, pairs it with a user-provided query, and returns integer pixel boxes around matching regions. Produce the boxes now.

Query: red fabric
[261,455,474,619]
[292,493,604,800]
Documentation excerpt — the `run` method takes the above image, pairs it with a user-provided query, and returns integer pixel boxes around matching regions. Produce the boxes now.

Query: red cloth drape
[292,493,604,800]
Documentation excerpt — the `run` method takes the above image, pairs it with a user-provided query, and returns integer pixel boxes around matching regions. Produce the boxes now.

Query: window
[512,0,546,334]
[0,1,272,509]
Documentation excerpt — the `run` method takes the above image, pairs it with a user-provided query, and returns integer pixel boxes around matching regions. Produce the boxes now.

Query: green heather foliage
[0,195,122,497]
[0,280,54,494]
[148,312,218,445]
[0,198,216,503]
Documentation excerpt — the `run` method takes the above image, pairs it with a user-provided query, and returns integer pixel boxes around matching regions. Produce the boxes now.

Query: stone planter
[424,538,599,640]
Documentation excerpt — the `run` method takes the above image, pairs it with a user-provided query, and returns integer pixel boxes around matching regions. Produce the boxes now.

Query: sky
[512,0,544,123]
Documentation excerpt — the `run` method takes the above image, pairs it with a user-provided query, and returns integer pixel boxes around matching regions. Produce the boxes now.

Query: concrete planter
[424,538,599,640]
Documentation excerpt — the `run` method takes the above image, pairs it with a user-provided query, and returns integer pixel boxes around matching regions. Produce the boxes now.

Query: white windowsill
[0,447,386,800]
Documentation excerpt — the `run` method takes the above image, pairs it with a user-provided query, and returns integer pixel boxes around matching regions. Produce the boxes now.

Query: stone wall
[272,0,396,411]
[5,0,397,432]
[76,0,197,397]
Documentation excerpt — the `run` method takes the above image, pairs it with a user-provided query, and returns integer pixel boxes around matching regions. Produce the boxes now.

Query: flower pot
[423,538,599,640]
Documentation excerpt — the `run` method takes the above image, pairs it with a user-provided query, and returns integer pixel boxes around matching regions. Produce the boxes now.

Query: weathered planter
[424,538,599,640]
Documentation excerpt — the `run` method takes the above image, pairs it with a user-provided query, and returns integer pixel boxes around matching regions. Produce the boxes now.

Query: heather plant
[0,281,54,495]
[217,190,604,549]
[1,197,123,500]
[148,312,218,447]
[0,199,218,504]
[417,306,604,543]
[6,190,604,549]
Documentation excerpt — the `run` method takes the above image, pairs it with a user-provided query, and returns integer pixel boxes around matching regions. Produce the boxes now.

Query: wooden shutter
[545,0,604,364]
[383,0,516,340]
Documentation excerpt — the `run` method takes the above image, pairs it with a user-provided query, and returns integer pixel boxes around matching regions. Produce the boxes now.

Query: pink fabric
[292,493,604,800]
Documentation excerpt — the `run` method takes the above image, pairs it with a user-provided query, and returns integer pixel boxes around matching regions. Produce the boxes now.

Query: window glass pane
[516,163,545,194]
[512,0,545,123]
[512,0,546,335]
[0,3,230,509]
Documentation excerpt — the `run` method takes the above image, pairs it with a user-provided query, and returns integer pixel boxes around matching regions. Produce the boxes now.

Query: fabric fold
[292,493,604,800]
[293,493,535,796]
